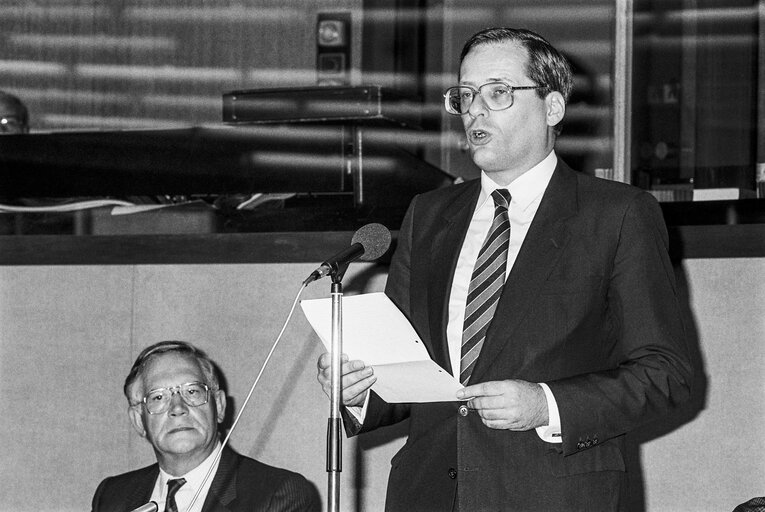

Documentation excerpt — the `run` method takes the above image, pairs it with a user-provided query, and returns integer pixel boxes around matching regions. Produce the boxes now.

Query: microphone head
[351,223,392,261]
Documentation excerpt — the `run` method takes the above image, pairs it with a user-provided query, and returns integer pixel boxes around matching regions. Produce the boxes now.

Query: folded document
[300,292,463,403]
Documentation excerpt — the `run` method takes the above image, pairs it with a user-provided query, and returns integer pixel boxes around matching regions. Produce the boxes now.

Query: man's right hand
[317,352,376,408]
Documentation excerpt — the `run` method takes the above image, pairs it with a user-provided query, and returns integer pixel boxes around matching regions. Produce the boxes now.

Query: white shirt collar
[158,441,222,497]
[477,150,557,211]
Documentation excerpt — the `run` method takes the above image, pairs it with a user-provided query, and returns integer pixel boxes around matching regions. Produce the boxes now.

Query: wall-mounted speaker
[316,12,351,86]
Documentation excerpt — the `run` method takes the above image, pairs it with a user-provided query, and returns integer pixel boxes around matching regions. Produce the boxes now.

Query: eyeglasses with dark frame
[136,381,212,415]
[443,82,542,115]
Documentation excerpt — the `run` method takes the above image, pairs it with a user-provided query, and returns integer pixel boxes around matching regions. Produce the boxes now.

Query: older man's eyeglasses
[138,382,211,414]
[443,82,541,115]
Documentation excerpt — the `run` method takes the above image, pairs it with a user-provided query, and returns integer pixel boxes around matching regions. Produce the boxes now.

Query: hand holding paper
[316,352,376,407]
[301,292,463,403]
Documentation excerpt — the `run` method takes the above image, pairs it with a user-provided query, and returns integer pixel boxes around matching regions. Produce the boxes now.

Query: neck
[486,166,532,187]
[485,138,555,187]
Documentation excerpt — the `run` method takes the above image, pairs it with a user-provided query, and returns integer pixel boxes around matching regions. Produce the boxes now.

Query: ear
[213,390,227,424]
[545,91,566,128]
[128,405,147,438]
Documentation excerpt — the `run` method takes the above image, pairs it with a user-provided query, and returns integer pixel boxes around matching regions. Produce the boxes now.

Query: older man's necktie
[460,189,511,385]
[165,478,186,512]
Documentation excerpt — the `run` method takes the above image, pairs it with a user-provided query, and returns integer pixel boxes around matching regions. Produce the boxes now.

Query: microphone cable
[184,281,309,512]
[181,223,389,511]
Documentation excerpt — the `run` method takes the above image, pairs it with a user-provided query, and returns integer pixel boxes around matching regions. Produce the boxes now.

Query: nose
[466,91,489,118]
[167,390,188,415]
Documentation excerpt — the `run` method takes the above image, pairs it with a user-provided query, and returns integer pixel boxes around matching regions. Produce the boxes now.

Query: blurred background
[1,0,759,197]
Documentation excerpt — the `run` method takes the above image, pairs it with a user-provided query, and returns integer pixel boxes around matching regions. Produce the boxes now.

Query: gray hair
[124,341,220,405]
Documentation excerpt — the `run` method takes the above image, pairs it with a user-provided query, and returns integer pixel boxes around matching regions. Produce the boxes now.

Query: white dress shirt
[446,150,561,443]
[150,442,223,512]
[350,151,562,442]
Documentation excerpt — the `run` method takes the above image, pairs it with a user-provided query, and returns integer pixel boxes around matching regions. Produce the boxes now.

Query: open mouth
[469,129,490,144]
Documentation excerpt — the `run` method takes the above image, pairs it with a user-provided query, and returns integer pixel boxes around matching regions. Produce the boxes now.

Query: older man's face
[128,352,225,472]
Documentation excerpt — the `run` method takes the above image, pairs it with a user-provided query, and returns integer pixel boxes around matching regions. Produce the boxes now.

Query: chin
[162,432,206,452]
[470,148,499,171]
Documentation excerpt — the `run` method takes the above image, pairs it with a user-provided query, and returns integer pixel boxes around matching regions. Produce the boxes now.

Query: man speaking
[317,27,693,511]
[92,341,319,512]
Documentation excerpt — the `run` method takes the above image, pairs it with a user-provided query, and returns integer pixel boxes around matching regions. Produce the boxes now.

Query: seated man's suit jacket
[344,161,693,512]
[91,447,320,512]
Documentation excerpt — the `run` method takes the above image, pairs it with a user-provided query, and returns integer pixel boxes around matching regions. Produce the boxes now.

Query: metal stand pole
[327,279,343,512]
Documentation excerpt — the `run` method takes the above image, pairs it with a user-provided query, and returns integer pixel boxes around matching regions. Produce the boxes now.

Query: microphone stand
[327,264,349,512]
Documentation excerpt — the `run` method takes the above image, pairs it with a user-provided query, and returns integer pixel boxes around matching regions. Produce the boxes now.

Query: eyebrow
[460,75,520,84]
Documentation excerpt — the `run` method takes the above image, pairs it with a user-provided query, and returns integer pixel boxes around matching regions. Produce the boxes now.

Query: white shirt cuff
[535,382,562,443]
[345,391,371,424]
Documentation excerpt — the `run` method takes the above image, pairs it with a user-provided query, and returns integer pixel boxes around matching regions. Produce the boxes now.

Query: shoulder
[560,164,662,218]
[96,463,157,490]
[554,165,669,252]
[235,452,309,484]
[565,165,645,199]
[230,452,320,511]
[411,178,479,208]
[92,463,157,512]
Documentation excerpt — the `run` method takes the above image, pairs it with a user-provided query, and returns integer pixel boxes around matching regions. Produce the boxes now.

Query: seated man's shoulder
[235,452,310,486]
[97,462,158,488]
[92,463,158,511]
[231,451,320,510]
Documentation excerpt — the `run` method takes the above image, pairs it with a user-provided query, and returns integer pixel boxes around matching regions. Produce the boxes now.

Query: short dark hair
[459,27,573,104]
[124,341,220,405]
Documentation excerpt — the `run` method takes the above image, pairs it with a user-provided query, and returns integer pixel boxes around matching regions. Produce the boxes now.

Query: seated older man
[92,341,320,512]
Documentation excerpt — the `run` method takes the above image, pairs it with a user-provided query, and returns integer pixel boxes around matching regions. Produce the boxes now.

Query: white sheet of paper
[300,292,463,403]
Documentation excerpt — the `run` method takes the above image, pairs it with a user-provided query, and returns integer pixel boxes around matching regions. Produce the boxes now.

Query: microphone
[129,502,158,512]
[303,223,391,285]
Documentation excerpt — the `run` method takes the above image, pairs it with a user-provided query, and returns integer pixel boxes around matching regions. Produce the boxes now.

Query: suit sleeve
[547,191,693,456]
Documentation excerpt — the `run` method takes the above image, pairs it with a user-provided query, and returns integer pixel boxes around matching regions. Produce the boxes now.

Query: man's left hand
[456,380,549,430]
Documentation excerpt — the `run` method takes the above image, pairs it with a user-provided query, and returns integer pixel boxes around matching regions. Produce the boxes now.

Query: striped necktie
[165,478,186,512]
[460,189,511,385]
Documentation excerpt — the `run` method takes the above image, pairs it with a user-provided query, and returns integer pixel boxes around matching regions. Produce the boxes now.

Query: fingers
[457,380,502,400]
[461,380,547,431]
[316,352,376,407]
[468,395,505,412]
[342,366,376,406]
[317,352,348,371]
[467,381,525,411]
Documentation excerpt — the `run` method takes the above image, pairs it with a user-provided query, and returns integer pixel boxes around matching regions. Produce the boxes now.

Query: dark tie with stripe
[460,189,511,385]
[165,478,186,512]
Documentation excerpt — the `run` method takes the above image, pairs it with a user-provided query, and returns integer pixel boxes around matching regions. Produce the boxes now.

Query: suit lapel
[124,465,159,511]
[469,163,578,383]
[201,447,237,512]
[426,182,480,375]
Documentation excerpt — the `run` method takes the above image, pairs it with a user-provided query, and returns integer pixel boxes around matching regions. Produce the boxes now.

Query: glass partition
[631,0,761,201]
[0,0,762,237]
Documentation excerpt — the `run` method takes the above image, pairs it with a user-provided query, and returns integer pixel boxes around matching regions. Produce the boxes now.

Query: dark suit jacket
[346,161,693,511]
[91,447,320,512]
